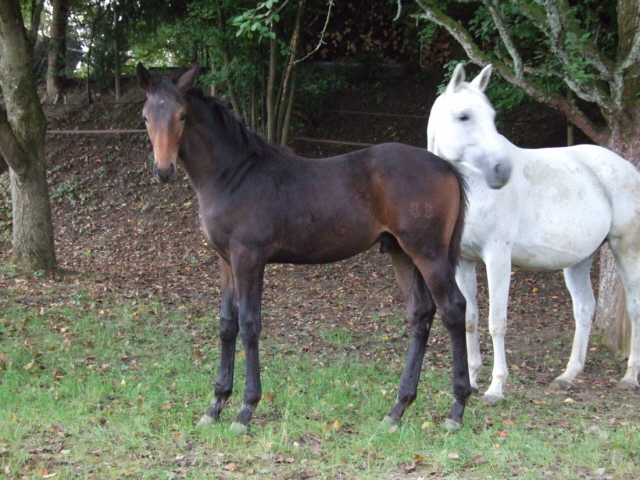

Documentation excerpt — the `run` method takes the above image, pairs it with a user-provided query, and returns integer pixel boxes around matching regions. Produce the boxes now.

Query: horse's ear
[137,63,153,92]
[446,63,466,94]
[470,64,493,92]
[177,63,199,93]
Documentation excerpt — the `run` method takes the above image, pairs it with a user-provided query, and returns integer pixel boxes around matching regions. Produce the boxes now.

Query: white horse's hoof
[197,414,214,428]
[551,378,575,391]
[615,380,639,391]
[481,394,504,406]
[229,422,249,434]
[443,418,462,432]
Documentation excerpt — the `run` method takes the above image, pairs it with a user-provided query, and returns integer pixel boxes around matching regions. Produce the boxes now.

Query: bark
[0,0,56,271]
[215,0,241,117]
[27,0,46,46]
[47,0,72,103]
[266,36,277,143]
[415,0,640,357]
[276,0,305,145]
[113,7,121,100]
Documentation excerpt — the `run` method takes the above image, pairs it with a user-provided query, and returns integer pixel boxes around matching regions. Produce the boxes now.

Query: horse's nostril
[154,163,176,183]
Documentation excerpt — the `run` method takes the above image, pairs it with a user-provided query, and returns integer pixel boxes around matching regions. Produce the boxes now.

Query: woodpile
[301,0,452,66]
[420,28,452,68]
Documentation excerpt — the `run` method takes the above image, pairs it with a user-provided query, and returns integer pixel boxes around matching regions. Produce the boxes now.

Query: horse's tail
[447,164,468,270]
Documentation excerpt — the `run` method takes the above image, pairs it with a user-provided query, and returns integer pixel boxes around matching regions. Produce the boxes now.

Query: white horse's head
[427,63,511,189]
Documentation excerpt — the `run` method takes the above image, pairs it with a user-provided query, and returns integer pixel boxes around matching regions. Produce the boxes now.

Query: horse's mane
[185,87,292,160]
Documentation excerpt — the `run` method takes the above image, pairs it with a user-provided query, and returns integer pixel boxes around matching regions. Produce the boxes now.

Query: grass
[1,293,639,479]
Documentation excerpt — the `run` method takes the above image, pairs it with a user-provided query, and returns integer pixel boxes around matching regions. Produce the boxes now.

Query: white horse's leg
[609,239,640,390]
[482,252,512,405]
[456,258,481,392]
[552,254,597,390]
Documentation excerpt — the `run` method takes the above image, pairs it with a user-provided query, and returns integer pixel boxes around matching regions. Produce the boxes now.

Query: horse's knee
[219,316,239,342]
[488,320,507,338]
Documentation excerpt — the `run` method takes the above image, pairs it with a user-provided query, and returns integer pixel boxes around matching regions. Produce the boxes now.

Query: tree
[0,0,56,271]
[415,0,640,356]
[47,0,74,103]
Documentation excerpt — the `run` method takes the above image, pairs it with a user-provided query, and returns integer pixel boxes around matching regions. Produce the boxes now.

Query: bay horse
[427,63,640,404]
[137,63,473,431]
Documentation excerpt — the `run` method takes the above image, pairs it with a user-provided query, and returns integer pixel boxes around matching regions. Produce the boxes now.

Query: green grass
[1,295,639,479]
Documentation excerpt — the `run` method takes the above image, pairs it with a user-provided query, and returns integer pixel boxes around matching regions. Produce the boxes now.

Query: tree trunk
[215,0,241,116]
[280,69,297,146]
[595,248,630,358]
[27,0,46,46]
[594,132,640,359]
[276,0,305,144]
[47,0,72,103]
[113,7,121,101]
[0,0,56,272]
[266,36,277,143]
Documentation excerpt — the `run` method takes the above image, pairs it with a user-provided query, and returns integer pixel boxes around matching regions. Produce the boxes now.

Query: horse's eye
[459,113,470,122]
[180,112,187,121]
[142,115,148,123]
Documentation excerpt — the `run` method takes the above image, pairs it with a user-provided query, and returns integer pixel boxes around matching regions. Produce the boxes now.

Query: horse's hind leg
[416,255,471,428]
[552,254,597,390]
[608,239,640,390]
[199,258,239,426]
[384,243,437,424]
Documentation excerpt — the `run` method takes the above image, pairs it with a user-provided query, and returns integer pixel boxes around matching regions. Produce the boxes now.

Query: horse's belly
[510,243,598,270]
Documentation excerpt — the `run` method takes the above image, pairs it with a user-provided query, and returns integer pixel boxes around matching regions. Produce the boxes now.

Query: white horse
[427,63,640,404]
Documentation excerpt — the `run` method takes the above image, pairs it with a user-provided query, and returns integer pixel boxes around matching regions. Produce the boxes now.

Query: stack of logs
[301,0,453,67]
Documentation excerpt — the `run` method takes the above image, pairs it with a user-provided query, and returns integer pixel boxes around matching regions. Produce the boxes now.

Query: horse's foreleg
[231,249,265,431]
[200,259,238,427]
[384,246,435,424]
[456,258,481,393]
[483,253,512,405]
[553,255,597,390]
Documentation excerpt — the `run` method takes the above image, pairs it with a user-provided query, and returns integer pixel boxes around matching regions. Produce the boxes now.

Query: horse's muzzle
[154,162,176,183]
[487,160,511,189]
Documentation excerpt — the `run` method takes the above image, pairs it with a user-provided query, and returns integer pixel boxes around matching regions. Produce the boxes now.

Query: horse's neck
[180,105,249,178]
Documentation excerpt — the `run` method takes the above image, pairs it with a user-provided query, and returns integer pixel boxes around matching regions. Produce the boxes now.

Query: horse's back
[506,143,640,267]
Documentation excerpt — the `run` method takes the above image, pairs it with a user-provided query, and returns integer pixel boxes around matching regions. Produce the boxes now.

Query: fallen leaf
[531,399,546,405]
[447,453,460,459]
[404,462,418,473]
[564,398,576,404]
[498,430,508,437]
[224,463,237,471]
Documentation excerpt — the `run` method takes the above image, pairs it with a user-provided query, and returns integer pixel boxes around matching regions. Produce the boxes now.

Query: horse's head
[137,63,199,183]
[427,63,511,189]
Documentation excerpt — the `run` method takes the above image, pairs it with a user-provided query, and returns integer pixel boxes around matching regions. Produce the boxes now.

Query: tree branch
[485,0,523,78]
[0,105,28,175]
[414,0,608,145]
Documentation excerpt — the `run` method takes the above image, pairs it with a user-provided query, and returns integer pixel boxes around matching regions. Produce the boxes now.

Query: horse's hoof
[551,379,575,391]
[615,380,639,391]
[471,386,480,394]
[381,415,398,426]
[196,414,214,428]
[443,418,462,432]
[481,393,504,406]
[229,421,249,435]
